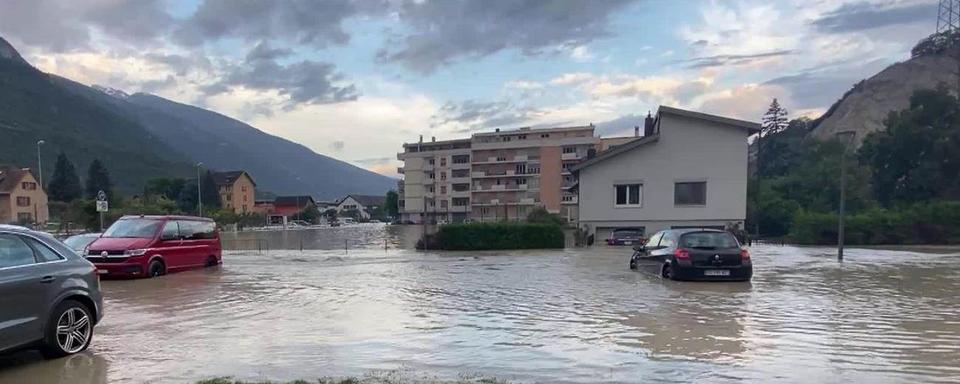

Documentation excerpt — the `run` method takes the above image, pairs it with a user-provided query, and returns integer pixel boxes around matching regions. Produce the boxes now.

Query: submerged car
[629,229,751,281]
[85,215,221,278]
[63,233,102,255]
[0,225,103,358]
[606,228,644,246]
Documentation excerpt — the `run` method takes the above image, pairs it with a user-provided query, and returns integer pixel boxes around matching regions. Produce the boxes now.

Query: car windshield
[102,219,163,238]
[64,234,99,249]
[679,232,739,249]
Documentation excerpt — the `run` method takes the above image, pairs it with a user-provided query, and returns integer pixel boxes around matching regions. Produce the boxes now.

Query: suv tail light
[674,248,690,260]
[740,249,751,262]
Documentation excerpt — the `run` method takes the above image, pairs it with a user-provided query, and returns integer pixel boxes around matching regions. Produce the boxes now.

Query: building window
[428,172,435,179]
[21,182,37,190]
[516,178,527,185]
[515,164,526,174]
[452,183,470,192]
[427,185,435,193]
[16,196,30,207]
[428,158,435,165]
[562,146,577,154]
[541,133,549,138]
[452,155,470,164]
[241,186,247,192]
[452,197,469,206]
[440,157,447,166]
[440,172,447,181]
[440,200,448,209]
[451,169,470,178]
[17,213,32,223]
[675,181,707,206]
[614,184,642,207]
[440,185,447,194]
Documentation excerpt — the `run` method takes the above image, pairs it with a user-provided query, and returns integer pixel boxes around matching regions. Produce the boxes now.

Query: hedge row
[426,222,564,250]
[788,201,960,245]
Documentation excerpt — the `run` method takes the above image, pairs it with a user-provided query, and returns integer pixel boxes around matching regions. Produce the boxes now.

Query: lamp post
[36,140,45,187]
[836,131,856,262]
[196,162,203,217]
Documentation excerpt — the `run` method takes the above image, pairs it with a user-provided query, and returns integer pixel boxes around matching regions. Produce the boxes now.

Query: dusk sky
[0,0,939,177]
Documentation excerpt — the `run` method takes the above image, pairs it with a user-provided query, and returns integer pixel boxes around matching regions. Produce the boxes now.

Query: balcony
[471,155,536,165]
[471,170,538,178]
[472,184,533,192]
[561,152,582,161]
[397,167,404,174]
[561,195,579,204]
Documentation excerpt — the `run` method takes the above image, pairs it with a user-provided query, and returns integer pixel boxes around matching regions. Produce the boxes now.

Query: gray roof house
[336,194,387,220]
[573,106,759,241]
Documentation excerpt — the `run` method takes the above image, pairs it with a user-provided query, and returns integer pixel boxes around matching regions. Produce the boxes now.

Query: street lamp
[196,162,203,217]
[36,140,45,187]
[836,131,856,262]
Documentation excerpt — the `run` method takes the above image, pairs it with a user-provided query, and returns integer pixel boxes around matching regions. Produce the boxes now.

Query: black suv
[629,229,752,281]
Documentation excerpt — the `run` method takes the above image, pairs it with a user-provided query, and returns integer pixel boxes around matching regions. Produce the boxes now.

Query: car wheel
[629,258,637,270]
[148,259,166,277]
[661,263,674,280]
[205,256,219,267]
[41,300,93,359]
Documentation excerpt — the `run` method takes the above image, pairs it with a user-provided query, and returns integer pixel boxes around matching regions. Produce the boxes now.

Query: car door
[157,220,188,271]
[176,220,207,267]
[633,231,663,273]
[0,233,46,350]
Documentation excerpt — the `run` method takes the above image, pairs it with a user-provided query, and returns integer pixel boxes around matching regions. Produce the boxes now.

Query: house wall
[1,172,49,224]
[220,173,256,214]
[337,196,371,220]
[578,113,748,236]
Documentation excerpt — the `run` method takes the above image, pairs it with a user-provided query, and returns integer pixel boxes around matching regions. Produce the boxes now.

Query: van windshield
[679,232,740,250]
[103,219,163,238]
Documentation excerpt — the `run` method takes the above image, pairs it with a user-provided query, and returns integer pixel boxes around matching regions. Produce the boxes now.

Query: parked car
[0,225,103,358]
[62,233,102,255]
[606,228,644,246]
[85,215,222,279]
[629,229,751,281]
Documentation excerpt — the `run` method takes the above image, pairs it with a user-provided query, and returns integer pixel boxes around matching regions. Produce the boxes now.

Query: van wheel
[661,263,674,280]
[205,256,219,267]
[40,300,93,359]
[148,260,166,277]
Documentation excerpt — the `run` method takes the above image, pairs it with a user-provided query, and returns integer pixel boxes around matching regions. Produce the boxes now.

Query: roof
[211,170,256,187]
[0,166,32,194]
[341,194,386,207]
[472,124,593,137]
[659,105,760,133]
[274,195,316,207]
[571,134,660,173]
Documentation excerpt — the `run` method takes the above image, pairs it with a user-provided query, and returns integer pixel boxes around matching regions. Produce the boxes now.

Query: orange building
[211,171,256,214]
[0,166,49,225]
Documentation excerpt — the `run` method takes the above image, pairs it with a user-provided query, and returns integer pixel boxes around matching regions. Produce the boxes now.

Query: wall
[538,146,562,213]
[578,113,748,234]
[3,172,49,224]
[221,174,256,214]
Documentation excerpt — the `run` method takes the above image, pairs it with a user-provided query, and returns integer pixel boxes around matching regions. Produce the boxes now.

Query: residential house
[272,195,317,223]
[336,194,387,221]
[0,166,49,225]
[573,106,758,241]
[211,171,256,214]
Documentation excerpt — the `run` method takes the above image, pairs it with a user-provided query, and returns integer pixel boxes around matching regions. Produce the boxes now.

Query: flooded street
[2,224,960,383]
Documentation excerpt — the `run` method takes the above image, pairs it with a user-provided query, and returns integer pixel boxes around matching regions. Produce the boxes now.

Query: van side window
[161,221,179,240]
[24,237,64,262]
[176,221,197,240]
[196,222,216,239]
[0,234,37,268]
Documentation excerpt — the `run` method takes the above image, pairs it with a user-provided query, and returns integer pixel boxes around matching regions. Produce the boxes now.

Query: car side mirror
[633,244,646,252]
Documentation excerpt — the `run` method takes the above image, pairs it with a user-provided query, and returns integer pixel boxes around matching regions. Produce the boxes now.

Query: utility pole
[836,131,856,262]
[196,162,203,216]
[36,140,45,188]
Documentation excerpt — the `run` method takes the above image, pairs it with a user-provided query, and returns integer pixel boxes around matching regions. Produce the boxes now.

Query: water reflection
[1,225,959,383]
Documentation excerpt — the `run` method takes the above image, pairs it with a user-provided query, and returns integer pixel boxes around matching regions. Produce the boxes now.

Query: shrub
[425,222,564,250]
[787,201,960,245]
[525,207,564,226]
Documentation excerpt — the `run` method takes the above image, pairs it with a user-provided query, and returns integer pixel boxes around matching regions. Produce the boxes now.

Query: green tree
[85,158,113,202]
[385,190,399,219]
[47,151,82,202]
[859,86,960,205]
[201,170,222,210]
[323,208,338,221]
[145,177,186,201]
[526,207,564,227]
[296,206,320,224]
[177,180,199,214]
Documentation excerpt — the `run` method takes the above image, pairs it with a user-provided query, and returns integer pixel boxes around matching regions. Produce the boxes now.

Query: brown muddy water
[2,224,960,383]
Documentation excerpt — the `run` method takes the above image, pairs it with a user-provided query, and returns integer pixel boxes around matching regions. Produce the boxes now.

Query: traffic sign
[96,190,107,202]
[96,201,109,212]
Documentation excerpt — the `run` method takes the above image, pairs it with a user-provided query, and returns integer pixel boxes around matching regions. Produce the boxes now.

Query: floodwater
[2,224,960,383]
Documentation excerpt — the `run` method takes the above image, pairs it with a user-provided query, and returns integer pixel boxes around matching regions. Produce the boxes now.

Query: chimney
[495,128,500,132]
[419,135,423,143]
[634,125,639,137]
[431,136,436,142]
[643,111,655,137]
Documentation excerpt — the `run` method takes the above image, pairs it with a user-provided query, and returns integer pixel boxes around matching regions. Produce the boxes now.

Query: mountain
[0,36,396,199]
[0,39,192,195]
[811,45,959,146]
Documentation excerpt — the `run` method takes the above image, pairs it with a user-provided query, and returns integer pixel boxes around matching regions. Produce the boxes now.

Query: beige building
[211,171,256,214]
[0,166,49,225]
[397,137,472,223]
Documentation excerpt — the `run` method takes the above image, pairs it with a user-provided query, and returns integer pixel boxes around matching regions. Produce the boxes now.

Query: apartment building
[397,125,621,224]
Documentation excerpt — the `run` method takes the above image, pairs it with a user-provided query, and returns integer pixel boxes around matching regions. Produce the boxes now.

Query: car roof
[117,215,214,222]
[0,224,35,234]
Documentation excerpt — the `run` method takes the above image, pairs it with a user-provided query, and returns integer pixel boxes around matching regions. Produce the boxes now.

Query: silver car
[0,225,103,358]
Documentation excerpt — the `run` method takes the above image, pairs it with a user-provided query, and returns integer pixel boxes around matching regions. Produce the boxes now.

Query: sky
[0,0,939,177]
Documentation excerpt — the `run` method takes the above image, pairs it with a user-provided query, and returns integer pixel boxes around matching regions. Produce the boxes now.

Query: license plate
[704,270,730,276]
[623,241,632,245]
[97,269,108,275]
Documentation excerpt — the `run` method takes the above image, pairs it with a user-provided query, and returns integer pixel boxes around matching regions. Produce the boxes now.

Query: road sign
[96,190,107,202]
[96,201,109,212]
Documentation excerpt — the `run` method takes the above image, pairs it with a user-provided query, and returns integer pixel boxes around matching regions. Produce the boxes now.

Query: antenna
[938,0,960,34]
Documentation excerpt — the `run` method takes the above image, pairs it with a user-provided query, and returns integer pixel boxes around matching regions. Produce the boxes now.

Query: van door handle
[40,276,55,284]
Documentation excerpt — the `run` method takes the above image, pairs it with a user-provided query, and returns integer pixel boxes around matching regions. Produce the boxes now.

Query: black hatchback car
[629,229,751,281]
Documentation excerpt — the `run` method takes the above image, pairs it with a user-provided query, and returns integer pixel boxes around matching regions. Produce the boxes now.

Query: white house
[573,106,758,241]
[336,194,387,220]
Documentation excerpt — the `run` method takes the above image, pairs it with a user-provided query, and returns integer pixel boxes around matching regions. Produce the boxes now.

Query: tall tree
[85,158,113,202]
[761,98,789,136]
[47,152,82,202]
[201,170,221,210]
[385,190,399,219]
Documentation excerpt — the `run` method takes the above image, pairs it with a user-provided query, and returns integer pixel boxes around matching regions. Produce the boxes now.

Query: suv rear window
[679,232,739,249]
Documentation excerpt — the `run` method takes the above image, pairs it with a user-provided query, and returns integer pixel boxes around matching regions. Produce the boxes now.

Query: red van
[85,215,222,278]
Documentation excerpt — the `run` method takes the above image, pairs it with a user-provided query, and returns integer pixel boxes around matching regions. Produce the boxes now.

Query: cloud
[377,0,637,73]
[432,100,541,132]
[203,43,358,108]
[681,50,794,68]
[173,0,382,47]
[811,2,936,33]
[0,0,173,52]
[549,72,594,86]
[697,83,790,121]
[505,80,544,90]
[594,113,644,136]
